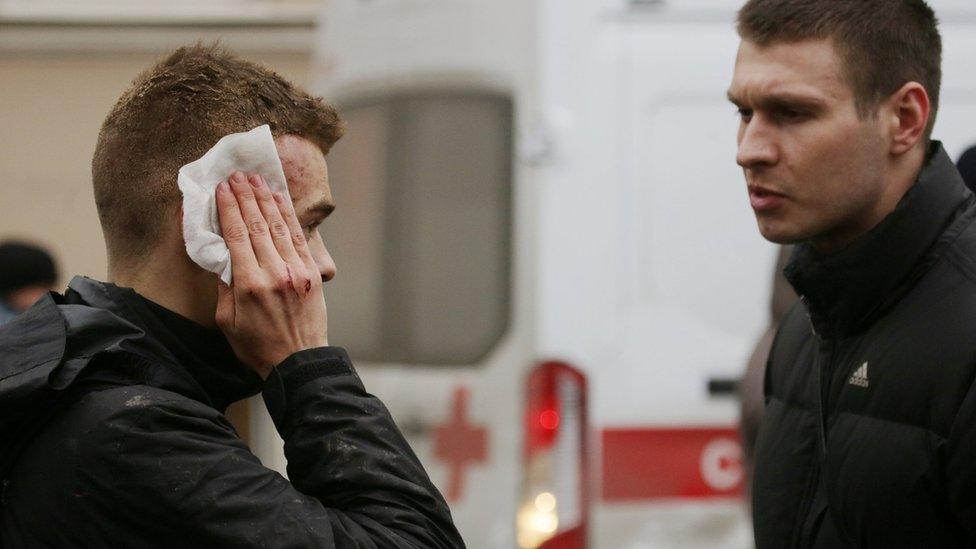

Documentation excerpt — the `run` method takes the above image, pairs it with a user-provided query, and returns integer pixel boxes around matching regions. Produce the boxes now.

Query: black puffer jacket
[753,144,976,548]
[0,277,464,548]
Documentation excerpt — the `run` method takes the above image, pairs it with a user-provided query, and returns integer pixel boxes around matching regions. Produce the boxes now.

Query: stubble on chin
[755,214,809,246]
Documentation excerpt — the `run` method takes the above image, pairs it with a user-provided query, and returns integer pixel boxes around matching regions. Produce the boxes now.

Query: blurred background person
[0,241,58,325]
[959,144,976,191]
[739,244,795,492]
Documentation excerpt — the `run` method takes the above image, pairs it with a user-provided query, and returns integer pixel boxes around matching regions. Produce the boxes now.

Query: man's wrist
[262,347,354,435]
[275,347,351,385]
[255,340,329,379]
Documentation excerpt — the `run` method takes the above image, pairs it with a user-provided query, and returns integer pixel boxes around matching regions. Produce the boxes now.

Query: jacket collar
[65,277,262,411]
[785,143,975,339]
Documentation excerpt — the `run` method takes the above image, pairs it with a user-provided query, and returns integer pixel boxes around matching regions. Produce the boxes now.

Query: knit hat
[0,242,58,295]
[959,145,976,194]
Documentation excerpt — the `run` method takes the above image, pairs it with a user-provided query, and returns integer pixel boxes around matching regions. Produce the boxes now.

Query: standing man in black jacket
[728,1,976,547]
[0,44,464,548]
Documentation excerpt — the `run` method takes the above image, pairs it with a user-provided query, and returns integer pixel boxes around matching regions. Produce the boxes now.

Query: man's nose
[736,117,778,169]
[315,245,336,283]
[319,254,336,283]
[307,233,337,282]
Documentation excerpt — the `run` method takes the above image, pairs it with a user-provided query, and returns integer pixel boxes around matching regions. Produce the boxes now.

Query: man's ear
[177,206,185,240]
[886,82,931,156]
[176,206,189,251]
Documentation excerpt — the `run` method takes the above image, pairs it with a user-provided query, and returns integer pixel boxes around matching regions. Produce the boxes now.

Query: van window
[322,92,513,365]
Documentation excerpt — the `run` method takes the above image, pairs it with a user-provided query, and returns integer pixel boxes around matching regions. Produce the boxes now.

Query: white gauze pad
[177,124,291,284]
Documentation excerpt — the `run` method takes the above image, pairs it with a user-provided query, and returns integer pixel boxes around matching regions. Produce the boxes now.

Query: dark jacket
[753,143,976,548]
[0,277,464,548]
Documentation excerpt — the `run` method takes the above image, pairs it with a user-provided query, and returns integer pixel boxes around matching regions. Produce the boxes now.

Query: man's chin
[756,222,805,245]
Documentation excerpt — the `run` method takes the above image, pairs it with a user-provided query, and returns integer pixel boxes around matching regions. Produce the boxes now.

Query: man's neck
[812,145,928,255]
[109,255,218,328]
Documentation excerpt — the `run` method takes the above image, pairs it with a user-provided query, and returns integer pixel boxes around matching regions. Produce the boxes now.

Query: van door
[591,7,771,548]
[320,90,531,548]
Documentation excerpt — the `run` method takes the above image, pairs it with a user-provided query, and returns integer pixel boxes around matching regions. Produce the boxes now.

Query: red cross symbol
[432,386,488,502]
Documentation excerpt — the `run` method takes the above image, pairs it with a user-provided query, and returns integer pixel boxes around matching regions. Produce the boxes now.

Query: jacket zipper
[800,296,833,457]
[817,339,834,455]
[790,297,834,548]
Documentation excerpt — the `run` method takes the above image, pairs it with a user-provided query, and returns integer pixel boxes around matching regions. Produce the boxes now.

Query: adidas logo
[848,362,869,388]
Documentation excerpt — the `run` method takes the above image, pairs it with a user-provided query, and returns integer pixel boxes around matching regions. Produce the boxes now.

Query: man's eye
[778,108,807,122]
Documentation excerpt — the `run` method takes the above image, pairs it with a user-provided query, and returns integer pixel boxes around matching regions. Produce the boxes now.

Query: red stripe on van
[601,428,744,501]
[539,525,585,548]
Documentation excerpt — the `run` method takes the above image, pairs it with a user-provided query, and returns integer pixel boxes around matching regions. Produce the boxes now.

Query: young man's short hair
[737,0,942,137]
[91,43,344,268]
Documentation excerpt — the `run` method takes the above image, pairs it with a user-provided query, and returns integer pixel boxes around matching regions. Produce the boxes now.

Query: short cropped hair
[737,0,942,137]
[92,43,344,268]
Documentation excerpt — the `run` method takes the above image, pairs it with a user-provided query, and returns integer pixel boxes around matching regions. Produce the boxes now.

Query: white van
[250,0,976,546]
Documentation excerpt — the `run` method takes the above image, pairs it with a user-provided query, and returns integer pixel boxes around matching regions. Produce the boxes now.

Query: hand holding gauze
[178,125,291,284]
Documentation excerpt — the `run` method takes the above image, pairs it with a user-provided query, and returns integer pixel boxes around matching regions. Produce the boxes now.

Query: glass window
[323,92,513,365]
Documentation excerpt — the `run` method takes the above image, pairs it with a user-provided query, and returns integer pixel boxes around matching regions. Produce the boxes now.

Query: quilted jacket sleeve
[72,347,464,548]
